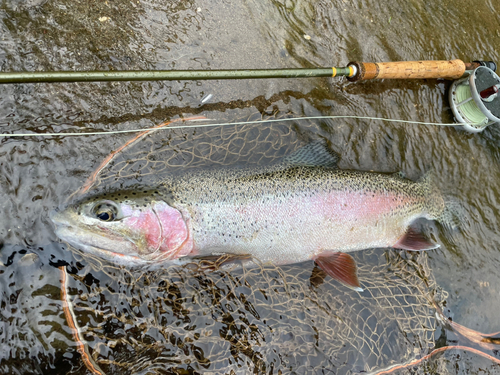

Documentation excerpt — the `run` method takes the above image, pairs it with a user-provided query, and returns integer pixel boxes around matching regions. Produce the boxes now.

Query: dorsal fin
[283,140,339,168]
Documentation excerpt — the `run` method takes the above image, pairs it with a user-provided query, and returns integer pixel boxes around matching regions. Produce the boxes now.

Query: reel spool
[450,63,500,133]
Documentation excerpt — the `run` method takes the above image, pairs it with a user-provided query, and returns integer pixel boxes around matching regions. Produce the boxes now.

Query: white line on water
[0,115,468,138]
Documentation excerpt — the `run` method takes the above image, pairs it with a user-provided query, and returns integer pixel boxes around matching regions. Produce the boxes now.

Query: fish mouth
[49,208,148,266]
[48,207,62,223]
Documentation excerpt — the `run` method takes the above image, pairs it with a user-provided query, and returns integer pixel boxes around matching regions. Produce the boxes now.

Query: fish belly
[189,189,418,265]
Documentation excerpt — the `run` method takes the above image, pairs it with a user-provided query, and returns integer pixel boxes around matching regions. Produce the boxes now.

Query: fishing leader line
[0,115,470,138]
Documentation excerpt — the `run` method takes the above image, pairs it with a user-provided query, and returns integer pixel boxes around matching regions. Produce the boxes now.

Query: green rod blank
[0,67,351,84]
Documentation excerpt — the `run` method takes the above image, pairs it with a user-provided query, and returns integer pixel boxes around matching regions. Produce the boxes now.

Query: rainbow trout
[50,142,454,291]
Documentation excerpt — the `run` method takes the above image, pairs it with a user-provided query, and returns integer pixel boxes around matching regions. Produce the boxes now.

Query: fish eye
[92,201,120,222]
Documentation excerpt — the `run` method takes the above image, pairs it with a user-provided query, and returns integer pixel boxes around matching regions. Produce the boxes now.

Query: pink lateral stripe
[155,202,193,258]
[314,191,416,221]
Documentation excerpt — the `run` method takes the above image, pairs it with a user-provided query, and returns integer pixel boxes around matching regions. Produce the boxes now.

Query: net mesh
[66,110,448,374]
[67,248,445,375]
[85,110,322,193]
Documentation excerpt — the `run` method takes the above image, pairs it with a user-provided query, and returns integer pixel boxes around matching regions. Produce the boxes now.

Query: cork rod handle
[348,59,466,81]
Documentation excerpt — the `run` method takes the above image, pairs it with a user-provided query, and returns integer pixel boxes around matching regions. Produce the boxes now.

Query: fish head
[50,190,192,266]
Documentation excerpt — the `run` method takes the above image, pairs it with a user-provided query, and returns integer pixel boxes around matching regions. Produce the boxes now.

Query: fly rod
[0,60,495,84]
[1,59,498,134]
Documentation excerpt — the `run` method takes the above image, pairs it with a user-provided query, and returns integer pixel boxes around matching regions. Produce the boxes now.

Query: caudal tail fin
[420,172,464,229]
[437,197,465,229]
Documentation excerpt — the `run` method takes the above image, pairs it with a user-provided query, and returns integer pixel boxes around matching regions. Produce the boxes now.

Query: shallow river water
[1,0,500,374]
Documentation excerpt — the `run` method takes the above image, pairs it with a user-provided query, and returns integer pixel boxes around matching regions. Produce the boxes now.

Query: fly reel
[450,62,500,132]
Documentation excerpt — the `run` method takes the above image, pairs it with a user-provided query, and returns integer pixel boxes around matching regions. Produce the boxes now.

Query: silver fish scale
[170,166,428,209]
[165,165,440,262]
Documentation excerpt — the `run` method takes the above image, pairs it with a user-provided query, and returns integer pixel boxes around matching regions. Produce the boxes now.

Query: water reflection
[0,244,444,374]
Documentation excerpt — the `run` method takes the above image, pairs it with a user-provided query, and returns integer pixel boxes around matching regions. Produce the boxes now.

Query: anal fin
[393,227,439,251]
[314,252,363,292]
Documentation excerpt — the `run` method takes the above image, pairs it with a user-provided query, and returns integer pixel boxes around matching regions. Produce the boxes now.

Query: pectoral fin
[393,227,440,251]
[314,252,363,292]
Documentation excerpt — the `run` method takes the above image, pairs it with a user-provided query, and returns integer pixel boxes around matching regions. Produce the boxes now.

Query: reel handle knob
[479,84,500,102]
